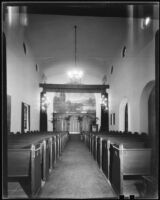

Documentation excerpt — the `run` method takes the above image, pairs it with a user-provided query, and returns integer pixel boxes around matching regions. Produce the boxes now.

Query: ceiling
[4,2,159,84]
[3,2,159,19]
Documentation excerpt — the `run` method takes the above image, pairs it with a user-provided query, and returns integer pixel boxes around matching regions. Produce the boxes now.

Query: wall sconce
[101,93,108,111]
[41,93,50,111]
[141,16,151,29]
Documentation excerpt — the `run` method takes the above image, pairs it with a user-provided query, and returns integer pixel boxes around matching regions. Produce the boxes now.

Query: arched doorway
[140,81,157,182]
[148,86,155,138]
[148,86,156,178]
[119,98,130,131]
[140,80,155,133]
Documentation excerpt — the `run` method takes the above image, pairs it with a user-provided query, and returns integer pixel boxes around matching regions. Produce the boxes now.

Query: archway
[119,98,130,131]
[148,86,155,138]
[140,81,157,182]
[140,80,155,133]
[148,86,156,177]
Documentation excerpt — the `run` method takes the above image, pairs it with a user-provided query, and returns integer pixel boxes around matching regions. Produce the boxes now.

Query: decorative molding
[39,83,109,93]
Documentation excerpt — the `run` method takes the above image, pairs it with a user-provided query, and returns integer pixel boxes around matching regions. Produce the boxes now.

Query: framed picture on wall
[22,102,30,133]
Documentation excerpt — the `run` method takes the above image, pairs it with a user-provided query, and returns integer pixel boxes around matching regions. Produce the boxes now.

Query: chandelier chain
[74,25,77,67]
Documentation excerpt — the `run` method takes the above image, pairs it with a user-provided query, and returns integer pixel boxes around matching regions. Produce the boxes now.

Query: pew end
[8,143,42,197]
[110,143,152,195]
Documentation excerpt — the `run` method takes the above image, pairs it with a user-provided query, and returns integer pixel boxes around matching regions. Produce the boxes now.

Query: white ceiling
[25,15,128,84]
[24,14,157,84]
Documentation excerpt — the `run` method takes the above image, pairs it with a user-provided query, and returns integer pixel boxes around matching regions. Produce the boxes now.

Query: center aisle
[38,135,117,199]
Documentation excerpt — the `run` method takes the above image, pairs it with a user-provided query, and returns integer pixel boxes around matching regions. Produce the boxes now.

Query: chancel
[2,2,159,199]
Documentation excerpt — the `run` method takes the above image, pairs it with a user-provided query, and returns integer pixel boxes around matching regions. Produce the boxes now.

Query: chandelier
[68,25,83,84]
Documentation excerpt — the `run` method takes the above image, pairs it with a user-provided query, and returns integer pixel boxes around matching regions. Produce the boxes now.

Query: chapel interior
[2,2,159,199]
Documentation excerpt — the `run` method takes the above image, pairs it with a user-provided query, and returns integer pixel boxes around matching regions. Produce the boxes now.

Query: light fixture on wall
[101,93,108,111]
[67,25,83,84]
[41,93,50,111]
[141,16,151,29]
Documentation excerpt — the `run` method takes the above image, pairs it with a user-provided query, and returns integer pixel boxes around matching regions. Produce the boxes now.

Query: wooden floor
[8,134,145,198]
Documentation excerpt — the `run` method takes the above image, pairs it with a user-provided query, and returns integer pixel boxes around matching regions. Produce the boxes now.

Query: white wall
[108,18,159,133]
[95,93,101,130]
[46,93,55,131]
[5,19,41,132]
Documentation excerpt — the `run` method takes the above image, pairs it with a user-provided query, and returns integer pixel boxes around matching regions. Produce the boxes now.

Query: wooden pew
[37,131,69,166]
[26,131,69,170]
[34,131,69,167]
[90,132,105,160]
[110,143,152,195]
[97,134,148,174]
[91,133,99,159]
[8,134,51,182]
[85,131,151,196]
[8,143,41,197]
[102,139,108,178]
[60,132,69,152]
[97,137,101,167]
[7,130,69,197]
[37,132,58,167]
[91,132,148,168]
[83,132,90,149]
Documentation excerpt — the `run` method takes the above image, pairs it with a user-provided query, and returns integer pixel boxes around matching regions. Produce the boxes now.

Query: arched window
[140,80,155,133]
[119,98,130,132]
[124,103,128,132]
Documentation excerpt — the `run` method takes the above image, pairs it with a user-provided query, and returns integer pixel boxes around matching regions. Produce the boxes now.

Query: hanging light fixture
[68,25,83,84]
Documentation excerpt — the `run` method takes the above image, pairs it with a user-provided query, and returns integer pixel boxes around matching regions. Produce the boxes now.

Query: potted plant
[91,117,99,132]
